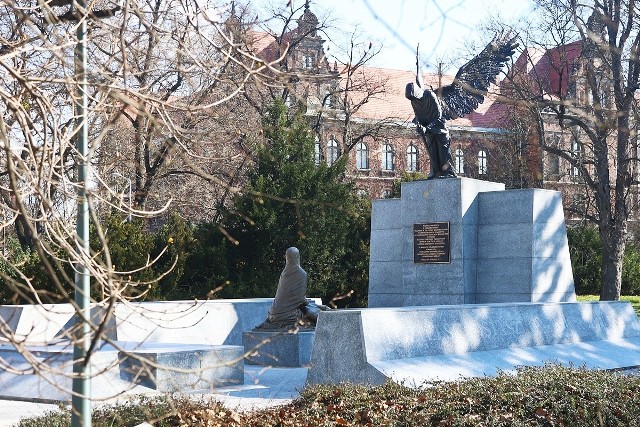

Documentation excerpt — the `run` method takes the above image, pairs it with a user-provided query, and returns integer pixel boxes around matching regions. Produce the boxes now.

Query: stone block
[462,224,479,260]
[532,190,566,225]
[368,293,405,307]
[119,343,244,392]
[475,293,533,304]
[531,256,575,297]
[480,189,549,224]
[114,299,276,346]
[243,330,315,367]
[476,257,532,294]
[407,264,465,295]
[478,223,533,259]
[532,222,570,258]
[307,311,386,385]
[403,293,465,306]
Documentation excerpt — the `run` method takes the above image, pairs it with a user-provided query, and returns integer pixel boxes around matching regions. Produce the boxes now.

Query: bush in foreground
[19,365,640,426]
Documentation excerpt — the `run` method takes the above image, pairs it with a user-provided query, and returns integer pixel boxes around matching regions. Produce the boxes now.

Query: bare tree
[0,0,283,418]
[501,0,640,300]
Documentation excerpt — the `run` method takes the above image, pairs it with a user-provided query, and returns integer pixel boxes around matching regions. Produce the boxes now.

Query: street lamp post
[72,2,91,426]
[33,1,119,425]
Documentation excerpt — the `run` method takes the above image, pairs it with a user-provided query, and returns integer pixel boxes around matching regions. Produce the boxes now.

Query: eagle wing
[440,34,519,120]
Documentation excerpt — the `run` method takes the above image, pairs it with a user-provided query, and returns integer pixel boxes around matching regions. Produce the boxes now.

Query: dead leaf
[535,407,549,418]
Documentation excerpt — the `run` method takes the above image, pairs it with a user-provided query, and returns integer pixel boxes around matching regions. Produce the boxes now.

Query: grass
[577,294,640,316]
[17,365,640,426]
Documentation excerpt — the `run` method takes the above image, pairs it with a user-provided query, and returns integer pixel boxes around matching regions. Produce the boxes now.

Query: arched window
[356,142,369,170]
[327,138,339,166]
[314,136,321,165]
[478,149,488,175]
[455,148,465,174]
[406,145,419,172]
[382,143,394,171]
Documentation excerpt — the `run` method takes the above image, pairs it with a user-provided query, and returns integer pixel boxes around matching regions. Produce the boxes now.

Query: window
[570,139,581,177]
[327,138,339,166]
[314,136,321,165]
[324,91,333,108]
[406,145,419,172]
[382,143,394,171]
[455,148,465,174]
[303,54,314,69]
[356,142,369,170]
[478,149,488,175]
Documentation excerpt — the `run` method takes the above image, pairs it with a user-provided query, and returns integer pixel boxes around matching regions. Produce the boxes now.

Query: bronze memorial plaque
[413,222,450,264]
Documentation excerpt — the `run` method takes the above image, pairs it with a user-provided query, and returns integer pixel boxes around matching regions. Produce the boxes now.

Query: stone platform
[0,299,307,402]
[307,301,640,385]
[243,330,314,367]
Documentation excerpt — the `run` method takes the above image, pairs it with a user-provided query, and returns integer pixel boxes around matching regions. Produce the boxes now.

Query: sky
[251,0,535,73]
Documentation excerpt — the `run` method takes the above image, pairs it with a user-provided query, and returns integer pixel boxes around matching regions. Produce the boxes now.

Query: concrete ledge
[118,343,244,391]
[243,331,314,367]
[307,302,640,385]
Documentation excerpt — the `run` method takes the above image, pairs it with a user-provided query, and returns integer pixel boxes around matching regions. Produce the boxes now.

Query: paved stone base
[307,301,640,385]
[243,330,314,367]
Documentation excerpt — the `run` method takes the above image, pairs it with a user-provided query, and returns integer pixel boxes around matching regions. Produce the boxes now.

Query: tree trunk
[599,227,624,300]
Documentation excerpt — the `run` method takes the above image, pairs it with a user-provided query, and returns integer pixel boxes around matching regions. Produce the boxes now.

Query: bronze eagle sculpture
[405,34,519,178]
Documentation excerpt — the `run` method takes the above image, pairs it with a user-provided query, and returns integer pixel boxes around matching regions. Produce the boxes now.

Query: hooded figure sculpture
[406,34,518,179]
[255,247,309,330]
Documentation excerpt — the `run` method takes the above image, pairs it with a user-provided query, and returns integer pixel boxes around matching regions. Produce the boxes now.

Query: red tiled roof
[510,42,582,97]
[251,31,509,129]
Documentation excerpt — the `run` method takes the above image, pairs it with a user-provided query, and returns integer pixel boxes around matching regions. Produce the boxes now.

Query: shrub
[149,213,196,300]
[568,225,640,296]
[567,225,602,295]
[18,365,640,426]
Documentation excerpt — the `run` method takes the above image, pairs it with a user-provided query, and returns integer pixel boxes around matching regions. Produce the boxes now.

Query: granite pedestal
[369,178,576,306]
[243,330,314,367]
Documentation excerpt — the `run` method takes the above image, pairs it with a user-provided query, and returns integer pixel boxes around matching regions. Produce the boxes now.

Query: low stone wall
[0,299,277,346]
[307,301,640,385]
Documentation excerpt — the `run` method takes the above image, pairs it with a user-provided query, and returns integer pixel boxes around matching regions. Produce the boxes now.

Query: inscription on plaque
[413,222,450,264]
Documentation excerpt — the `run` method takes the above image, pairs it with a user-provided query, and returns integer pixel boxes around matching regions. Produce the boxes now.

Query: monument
[307,178,640,386]
[306,33,640,386]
